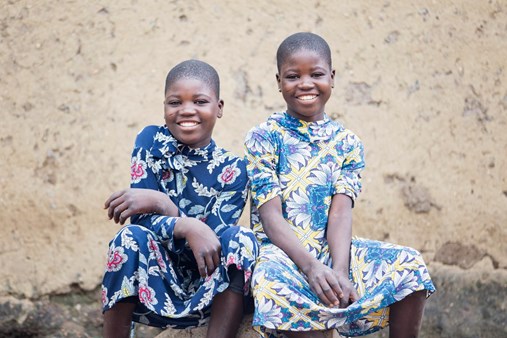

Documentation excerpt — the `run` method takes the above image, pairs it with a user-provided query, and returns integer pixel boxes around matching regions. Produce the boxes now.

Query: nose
[180,102,196,114]
[298,75,314,89]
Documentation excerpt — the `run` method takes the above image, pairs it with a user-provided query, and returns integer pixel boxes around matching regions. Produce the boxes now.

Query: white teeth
[298,95,317,101]
[179,122,198,127]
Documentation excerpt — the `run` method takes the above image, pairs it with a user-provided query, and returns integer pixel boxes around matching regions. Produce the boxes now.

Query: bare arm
[259,197,316,273]
[173,217,221,278]
[105,188,220,277]
[259,197,342,307]
[107,127,222,268]
[327,194,359,307]
[105,188,179,224]
[327,194,353,275]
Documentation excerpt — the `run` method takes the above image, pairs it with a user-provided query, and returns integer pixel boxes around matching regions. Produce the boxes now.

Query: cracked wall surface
[0,0,506,336]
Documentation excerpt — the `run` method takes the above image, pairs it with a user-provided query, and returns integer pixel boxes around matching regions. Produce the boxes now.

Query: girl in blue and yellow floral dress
[245,32,435,337]
[101,60,258,338]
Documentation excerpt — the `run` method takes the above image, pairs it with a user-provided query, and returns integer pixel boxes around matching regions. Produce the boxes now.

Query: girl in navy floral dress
[101,60,258,338]
[244,33,435,337]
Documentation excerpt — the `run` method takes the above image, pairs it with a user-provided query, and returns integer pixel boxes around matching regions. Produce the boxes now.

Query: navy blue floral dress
[101,125,258,328]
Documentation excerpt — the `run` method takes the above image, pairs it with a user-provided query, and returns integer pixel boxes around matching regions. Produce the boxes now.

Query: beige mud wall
[1,0,506,336]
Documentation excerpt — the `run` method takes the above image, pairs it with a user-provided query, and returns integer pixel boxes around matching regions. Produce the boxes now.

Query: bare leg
[103,302,136,338]
[207,289,243,338]
[389,290,427,338]
[283,330,330,338]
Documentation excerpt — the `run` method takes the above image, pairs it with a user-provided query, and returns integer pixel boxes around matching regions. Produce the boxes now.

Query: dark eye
[165,100,180,106]
[312,72,325,78]
[285,74,299,80]
[195,99,209,105]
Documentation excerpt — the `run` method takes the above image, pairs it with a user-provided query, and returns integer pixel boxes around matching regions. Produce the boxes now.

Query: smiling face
[277,49,335,122]
[164,77,223,148]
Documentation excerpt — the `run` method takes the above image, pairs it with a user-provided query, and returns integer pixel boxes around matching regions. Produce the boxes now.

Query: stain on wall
[0,1,506,336]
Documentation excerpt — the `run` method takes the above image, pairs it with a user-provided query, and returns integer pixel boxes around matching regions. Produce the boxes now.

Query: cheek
[205,115,218,127]
[164,109,176,120]
[281,91,292,103]
[280,83,295,96]
[164,112,176,128]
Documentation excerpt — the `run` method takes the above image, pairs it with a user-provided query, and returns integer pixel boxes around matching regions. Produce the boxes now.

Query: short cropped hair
[164,59,220,98]
[276,32,332,71]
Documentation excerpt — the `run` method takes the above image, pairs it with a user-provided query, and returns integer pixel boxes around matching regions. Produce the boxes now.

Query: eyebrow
[282,65,328,73]
[165,92,213,98]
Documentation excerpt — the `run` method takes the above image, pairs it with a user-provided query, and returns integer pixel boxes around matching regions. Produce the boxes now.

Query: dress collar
[270,111,342,142]
[150,126,215,169]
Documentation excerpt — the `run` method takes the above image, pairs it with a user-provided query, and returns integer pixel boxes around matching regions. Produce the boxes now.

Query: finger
[104,190,125,209]
[113,202,128,223]
[329,280,343,298]
[327,278,343,307]
[209,237,221,275]
[349,288,360,303]
[212,250,220,274]
[196,255,207,278]
[104,195,114,209]
[338,291,349,308]
[107,196,125,220]
[322,284,340,307]
[331,279,348,308]
[119,208,133,225]
[204,252,216,276]
[312,283,333,307]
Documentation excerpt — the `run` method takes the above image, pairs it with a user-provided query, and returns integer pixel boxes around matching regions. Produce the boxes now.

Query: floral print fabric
[244,112,435,337]
[102,125,258,329]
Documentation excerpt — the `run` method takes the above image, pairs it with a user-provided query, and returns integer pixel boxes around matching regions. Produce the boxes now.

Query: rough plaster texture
[0,0,506,336]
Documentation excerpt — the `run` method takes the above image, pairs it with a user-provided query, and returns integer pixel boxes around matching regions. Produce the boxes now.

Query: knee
[407,247,429,266]
[221,225,241,238]
[111,224,152,247]
[220,226,257,245]
[224,227,259,256]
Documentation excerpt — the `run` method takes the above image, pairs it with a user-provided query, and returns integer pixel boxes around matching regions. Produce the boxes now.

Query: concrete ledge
[154,314,338,337]
[154,314,258,338]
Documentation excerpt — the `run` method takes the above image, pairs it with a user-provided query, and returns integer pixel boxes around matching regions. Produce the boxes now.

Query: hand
[334,273,359,308]
[174,217,221,278]
[305,260,359,308]
[104,188,177,224]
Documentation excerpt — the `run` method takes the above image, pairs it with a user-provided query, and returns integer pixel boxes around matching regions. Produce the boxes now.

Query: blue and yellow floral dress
[244,112,435,337]
[101,125,258,328]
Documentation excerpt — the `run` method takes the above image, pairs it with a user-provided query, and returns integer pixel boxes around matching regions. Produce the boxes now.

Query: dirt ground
[0,1,506,337]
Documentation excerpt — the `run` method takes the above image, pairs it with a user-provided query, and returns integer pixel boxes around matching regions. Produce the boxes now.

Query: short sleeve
[244,126,282,209]
[333,132,365,204]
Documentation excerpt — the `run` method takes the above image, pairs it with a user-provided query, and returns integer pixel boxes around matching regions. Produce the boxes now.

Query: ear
[331,69,336,88]
[276,73,281,92]
[217,99,224,118]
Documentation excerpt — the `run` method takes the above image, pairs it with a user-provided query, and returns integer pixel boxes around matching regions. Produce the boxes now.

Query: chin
[298,111,324,120]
